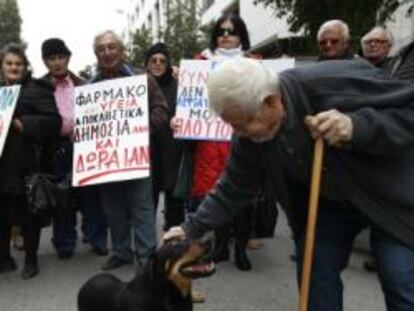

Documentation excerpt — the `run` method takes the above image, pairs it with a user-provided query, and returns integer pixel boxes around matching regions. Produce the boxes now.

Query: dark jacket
[388,41,414,80]
[89,64,168,134]
[184,59,414,248]
[150,67,183,191]
[0,73,61,195]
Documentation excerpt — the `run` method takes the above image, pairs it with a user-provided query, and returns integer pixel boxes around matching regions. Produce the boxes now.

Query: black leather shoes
[21,262,39,279]
[234,242,252,271]
[0,257,17,273]
[101,256,132,271]
[92,246,109,256]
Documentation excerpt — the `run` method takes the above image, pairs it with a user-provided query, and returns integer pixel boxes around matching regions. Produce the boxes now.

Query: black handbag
[25,173,71,217]
[251,194,279,239]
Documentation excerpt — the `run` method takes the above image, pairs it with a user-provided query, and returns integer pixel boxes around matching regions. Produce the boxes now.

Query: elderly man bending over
[165,58,414,311]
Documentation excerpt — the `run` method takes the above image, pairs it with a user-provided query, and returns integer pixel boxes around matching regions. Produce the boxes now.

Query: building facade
[125,0,414,57]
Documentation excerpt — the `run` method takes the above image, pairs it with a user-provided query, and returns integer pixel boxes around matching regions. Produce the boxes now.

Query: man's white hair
[93,30,125,52]
[361,26,394,46]
[207,58,279,115]
[317,19,350,41]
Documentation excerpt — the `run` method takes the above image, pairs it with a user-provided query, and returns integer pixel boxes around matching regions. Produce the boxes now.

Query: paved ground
[0,207,386,311]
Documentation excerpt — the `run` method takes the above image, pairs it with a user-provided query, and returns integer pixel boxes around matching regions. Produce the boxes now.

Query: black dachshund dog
[78,239,215,311]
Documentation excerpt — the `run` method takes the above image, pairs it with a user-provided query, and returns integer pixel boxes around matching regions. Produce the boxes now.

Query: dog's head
[148,238,215,297]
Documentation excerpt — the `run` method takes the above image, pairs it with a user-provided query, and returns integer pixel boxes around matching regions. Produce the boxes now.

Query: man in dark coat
[90,30,168,271]
[145,42,184,230]
[361,26,393,69]
[165,58,414,311]
[317,19,355,61]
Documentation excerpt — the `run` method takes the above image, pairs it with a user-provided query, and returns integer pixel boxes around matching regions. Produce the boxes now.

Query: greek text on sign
[174,58,295,141]
[72,75,150,187]
[0,85,21,157]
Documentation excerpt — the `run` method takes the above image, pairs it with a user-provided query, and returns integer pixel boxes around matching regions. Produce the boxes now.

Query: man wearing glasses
[317,19,355,61]
[361,26,394,68]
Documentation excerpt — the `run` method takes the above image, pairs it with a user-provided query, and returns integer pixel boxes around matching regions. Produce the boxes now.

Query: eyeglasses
[362,39,389,46]
[217,27,239,37]
[318,39,340,46]
[150,57,167,65]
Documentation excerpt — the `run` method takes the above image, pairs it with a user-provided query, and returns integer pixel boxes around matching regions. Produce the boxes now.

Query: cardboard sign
[174,58,295,141]
[72,75,150,187]
[0,85,21,157]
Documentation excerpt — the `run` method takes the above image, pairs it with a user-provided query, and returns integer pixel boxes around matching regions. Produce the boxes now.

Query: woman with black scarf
[145,43,185,231]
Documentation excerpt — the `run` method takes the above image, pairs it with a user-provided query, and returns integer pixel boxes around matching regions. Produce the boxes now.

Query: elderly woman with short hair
[0,43,61,279]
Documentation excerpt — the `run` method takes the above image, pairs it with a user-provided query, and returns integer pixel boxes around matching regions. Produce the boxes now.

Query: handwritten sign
[0,85,21,157]
[174,58,295,141]
[72,75,150,187]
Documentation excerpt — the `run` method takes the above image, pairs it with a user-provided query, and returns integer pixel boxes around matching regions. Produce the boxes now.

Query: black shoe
[234,243,252,271]
[0,257,17,273]
[101,256,131,271]
[57,251,74,259]
[21,262,39,279]
[289,253,297,262]
[92,246,109,256]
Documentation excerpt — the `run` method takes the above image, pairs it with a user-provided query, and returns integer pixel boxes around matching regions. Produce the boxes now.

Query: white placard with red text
[174,58,295,141]
[0,85,21,157]
[72,75,150,187]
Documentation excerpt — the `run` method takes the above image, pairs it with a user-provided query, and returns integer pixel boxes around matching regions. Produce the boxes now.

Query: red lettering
[75,155,85,173]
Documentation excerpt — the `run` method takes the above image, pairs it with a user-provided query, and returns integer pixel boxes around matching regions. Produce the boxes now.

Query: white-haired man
[361,26,393,68]
[90,30,168,271]
[165,58,414,310]
[317,19,354,60]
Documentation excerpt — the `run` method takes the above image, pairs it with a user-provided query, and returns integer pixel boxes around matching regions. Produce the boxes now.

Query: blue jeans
[78,185,108,251]
[100,178,156,261]
[52,139,77,253]
[294,199,414,311]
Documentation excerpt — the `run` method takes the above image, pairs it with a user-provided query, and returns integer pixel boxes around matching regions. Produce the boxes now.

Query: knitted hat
[41,38,72,59]
[144,42,171,67]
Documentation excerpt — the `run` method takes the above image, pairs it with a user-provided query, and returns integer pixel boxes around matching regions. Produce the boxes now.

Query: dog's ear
[148,251,165,282]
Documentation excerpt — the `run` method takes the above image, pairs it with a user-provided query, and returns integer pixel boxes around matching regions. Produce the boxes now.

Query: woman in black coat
[145,43,185,230]
[0,43,61,279]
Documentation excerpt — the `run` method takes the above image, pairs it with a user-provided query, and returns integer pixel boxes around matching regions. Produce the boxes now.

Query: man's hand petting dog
[163,226,187,243]
[77,238,215,311]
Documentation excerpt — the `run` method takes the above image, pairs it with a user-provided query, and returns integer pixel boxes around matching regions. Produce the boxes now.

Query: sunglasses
[217,27,239,37]
[150,57,167,65]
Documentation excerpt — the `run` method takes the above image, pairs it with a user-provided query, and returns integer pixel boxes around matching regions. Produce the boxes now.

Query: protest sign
[174,58,295,141]
[0,85,21,157]
[72,75,150,187]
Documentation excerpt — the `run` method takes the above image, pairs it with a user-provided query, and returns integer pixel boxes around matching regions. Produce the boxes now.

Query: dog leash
[299,138,325,311]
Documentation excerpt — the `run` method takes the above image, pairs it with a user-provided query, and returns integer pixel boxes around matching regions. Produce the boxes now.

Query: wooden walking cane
[299,138,325,311]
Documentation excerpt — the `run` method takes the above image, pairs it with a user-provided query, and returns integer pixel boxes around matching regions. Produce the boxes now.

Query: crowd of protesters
[0,11,413,311]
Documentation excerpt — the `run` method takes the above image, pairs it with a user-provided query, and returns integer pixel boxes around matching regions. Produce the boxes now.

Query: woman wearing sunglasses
[185,14,256,272]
